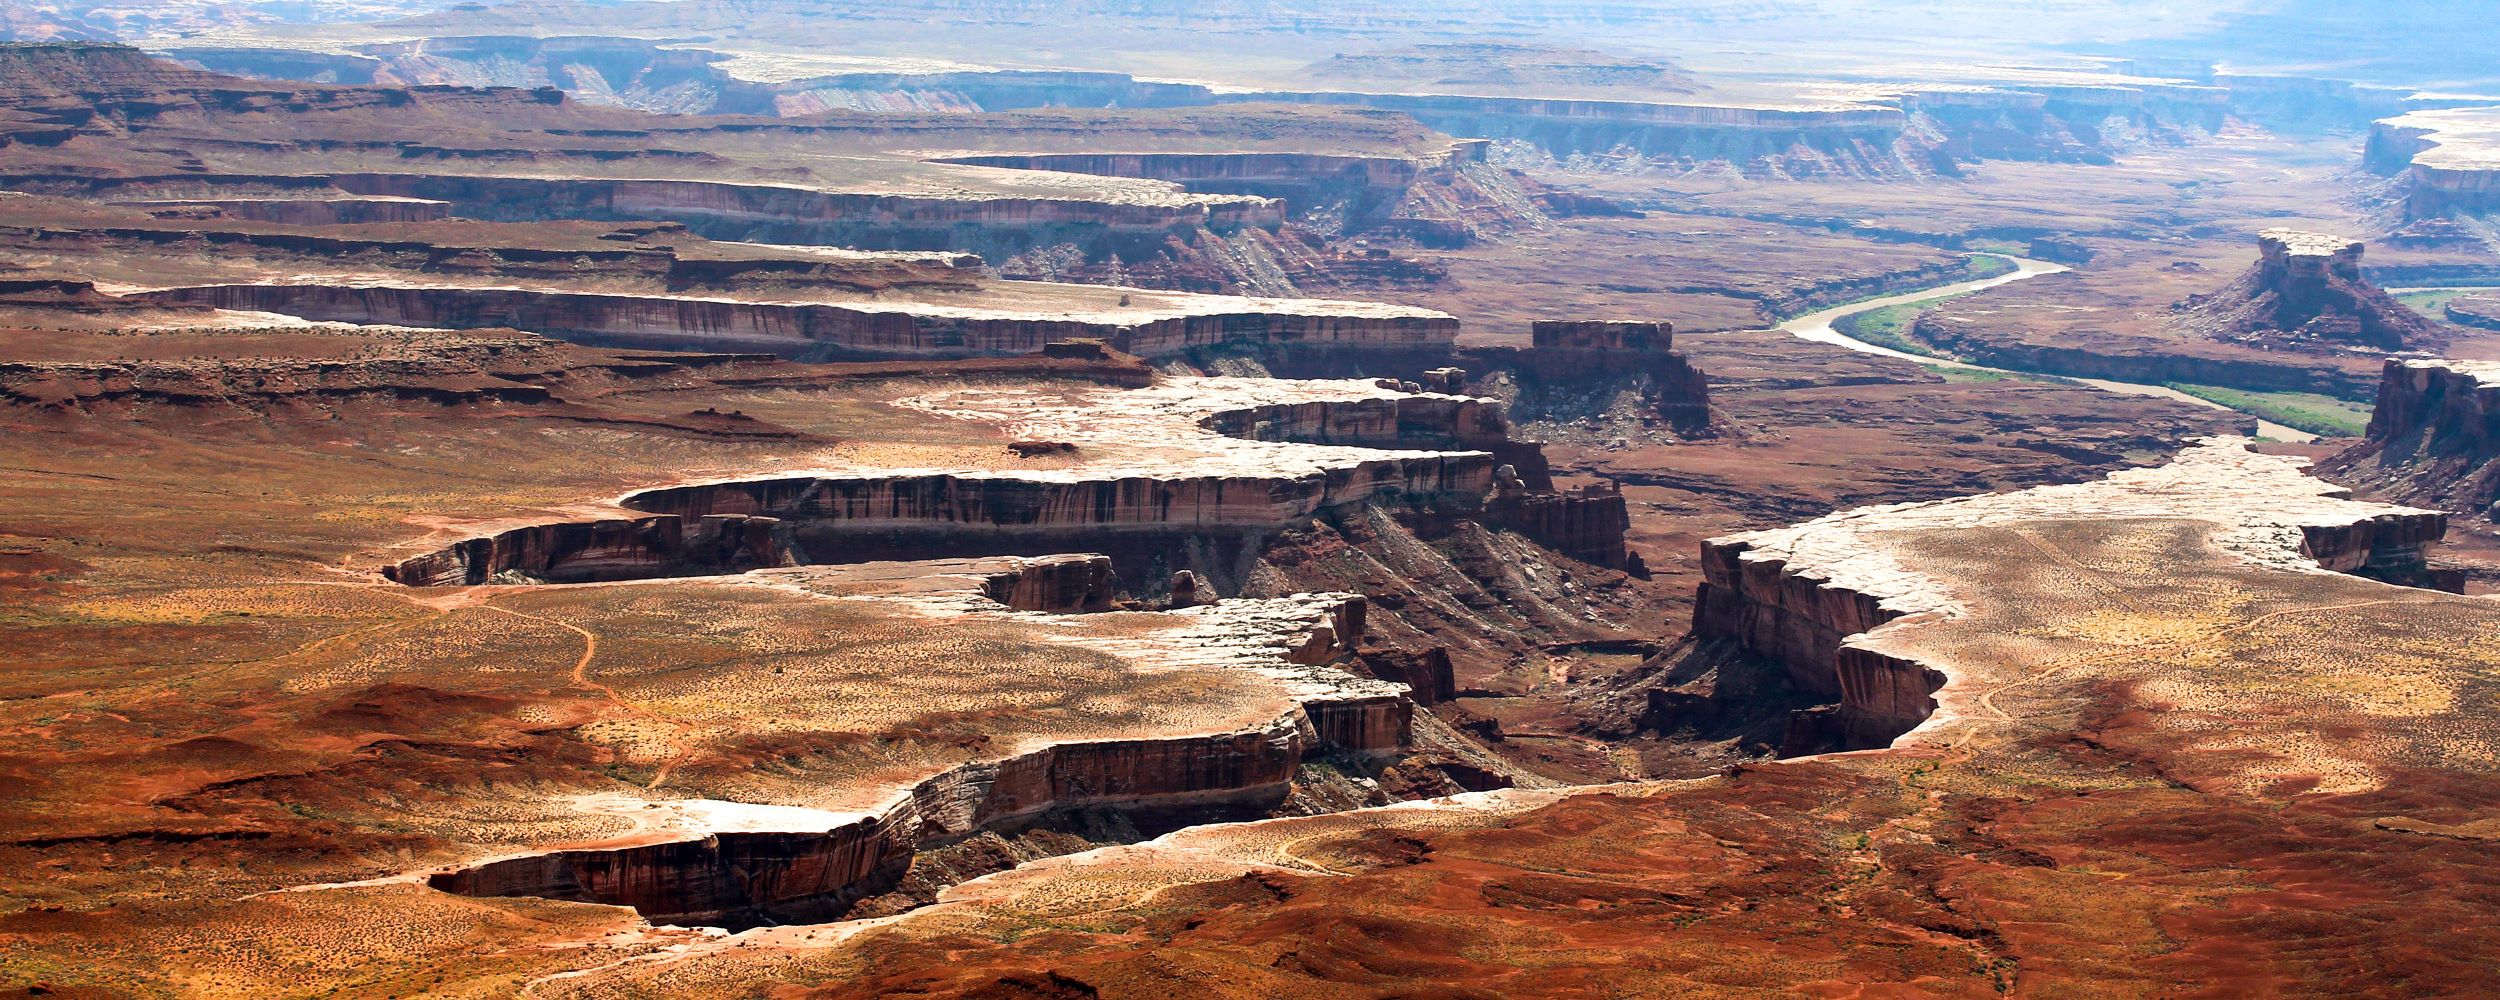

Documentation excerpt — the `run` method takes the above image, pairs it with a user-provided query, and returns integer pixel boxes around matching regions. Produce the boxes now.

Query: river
[1777,255,2318,443]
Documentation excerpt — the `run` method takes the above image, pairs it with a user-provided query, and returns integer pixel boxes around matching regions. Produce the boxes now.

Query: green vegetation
[2393,286,2500,324]
[1825,254,2018,355]
[1965,244,2028,267]
[1925,365,2077,386]
[2394,289,2475,316]
[1834,297,1953,356]
[2161,383,2375,438]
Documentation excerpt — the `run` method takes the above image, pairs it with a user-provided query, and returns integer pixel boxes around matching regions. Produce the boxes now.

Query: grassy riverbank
[2161,383,2372,438]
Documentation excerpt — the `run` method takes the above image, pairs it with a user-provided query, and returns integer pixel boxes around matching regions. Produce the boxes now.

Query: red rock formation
[117,196,451,225]
[146,282,1457,360]
[2445,293,2500,331]
[621,460,1495,534]
[1197,393,1514,450]
[2321,358,2500,521]
[2369,110,2500,219]
[428,821,907,929]
[1530,319,1670,351]
[1354,646,1457,705]
[1691,535,1903,707]
[1461,319,1713,430]
[927,147,1478,214]
[1482,482,1635,570]
[1300,694,1413,753]
[2167,230,2440,352]
[1702,440,2460,751]
[382,513,790,586]
[327,171,1287,236]
[429,592,1387,928]
[979,553,1117,613]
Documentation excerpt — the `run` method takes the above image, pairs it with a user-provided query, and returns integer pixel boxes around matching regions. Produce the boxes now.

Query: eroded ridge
[420,561,1400,930]
[545,435,2500,999]
[383,376,1523,588]
[1695,437,2449,751]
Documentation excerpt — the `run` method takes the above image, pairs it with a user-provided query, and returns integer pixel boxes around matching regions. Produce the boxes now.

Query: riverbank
[1776,255,2320,442]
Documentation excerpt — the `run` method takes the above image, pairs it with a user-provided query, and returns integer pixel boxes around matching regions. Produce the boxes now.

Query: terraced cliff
[2323,358,2500,517]
[1696,439,2450,751]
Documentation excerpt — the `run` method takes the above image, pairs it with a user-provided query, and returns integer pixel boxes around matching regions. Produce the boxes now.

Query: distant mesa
[2369,105,2500,219]
[2167,229,2441,353]
[1300,43,1701,96]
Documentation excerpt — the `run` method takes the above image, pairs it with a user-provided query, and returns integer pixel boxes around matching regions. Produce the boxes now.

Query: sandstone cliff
[2322,358,2500,519]
[428,588,1399,929]
[1461,320,1713,431]
[382,513,791,587]
[2166,230,2440,352]
[2368,107,2500,219]
[145,281,1459,361]
[1697,439,2450,753]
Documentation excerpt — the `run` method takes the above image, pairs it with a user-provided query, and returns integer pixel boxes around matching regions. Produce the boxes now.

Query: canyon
[1906,231,2446,402]
[8,7,2500,998]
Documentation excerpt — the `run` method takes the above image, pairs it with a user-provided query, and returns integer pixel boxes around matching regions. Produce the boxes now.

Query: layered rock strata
[325,171,1286,239]
[2445,292,2500,331]
[145,281,1458,360]
[2322,358,2500,519]
[382,512,790,587]
[1460,319,1712,430]
[1695,438,2449,751]
[927,145,1486,215]
[2167,230,2439,352]
[2368,106,2500,218]
[430,584,1400,928]
[1483,481,1635,570]
[384,377,1530,589]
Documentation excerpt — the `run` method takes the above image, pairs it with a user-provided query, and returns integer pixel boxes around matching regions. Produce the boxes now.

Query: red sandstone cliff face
[144,282,1459,360]
[1693,474,2456,752]
[1482,483,1635,570]
[621,458,1495,533]
[2368,116,2500,220]
[1690,536,1908,721]
[382,513,791,586]
[980,553,1118,612]
[117,196,451,225]
[1198,393,1514,451]
[427,595,1392,929]
[328,171,1287,237]
[2322,359,2500,519]
[1459,320,1713,431]
[927,149,1474,213]
[429,821,907,929]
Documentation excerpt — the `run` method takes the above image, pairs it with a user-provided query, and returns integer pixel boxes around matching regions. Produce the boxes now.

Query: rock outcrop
[1696,438,2450,752]
[429,587,1397,929]
[382,513,790,587]
[145,281,1459,361]
[327,171,1285,242]
[2368,106,2500,219]
[381,377,1552,590]
[2165,230,2440,352]
[2446,292,2500,331]
[2322,358,2500,519]
[1483,481,1636,571]
[1461,319,1712,430]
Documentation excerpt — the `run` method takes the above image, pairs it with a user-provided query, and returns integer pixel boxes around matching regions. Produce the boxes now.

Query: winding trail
[477,604,698,790]
[1777,254,2319,443]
